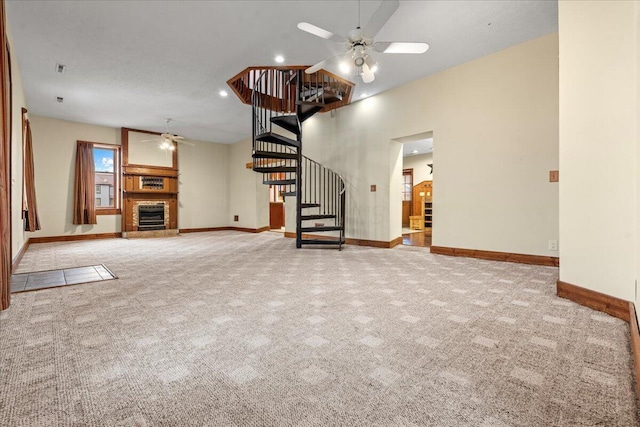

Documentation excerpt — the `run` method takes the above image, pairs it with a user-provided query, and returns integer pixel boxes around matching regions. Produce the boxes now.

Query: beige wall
[177,138,230,229]
[229,137,269,230]
[559,1,639,302]
[29,116,121,237]
[7,21,28,262]
[637,2,640,316]
[28,116,234,237]
[303,33,559,254]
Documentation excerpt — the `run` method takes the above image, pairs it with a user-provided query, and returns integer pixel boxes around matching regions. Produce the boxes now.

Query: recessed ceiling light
[275,55,284,63]
[339,62,351,74]
[219,90,228,97]
[360,93,368,99]
[412,149,419,154]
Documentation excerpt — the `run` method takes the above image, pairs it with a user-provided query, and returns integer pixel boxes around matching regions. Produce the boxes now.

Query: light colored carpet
[1,231,638,426]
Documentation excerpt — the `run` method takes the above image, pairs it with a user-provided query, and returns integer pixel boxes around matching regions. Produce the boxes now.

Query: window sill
[96,209,121,216]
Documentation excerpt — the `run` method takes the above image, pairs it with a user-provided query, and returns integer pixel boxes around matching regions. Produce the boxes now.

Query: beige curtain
[23,118,40,231]
[0,0,10,310]
[73,141,97,225]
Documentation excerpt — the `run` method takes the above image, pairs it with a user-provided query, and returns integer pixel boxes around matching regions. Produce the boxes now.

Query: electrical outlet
[233,215,239,222]
[548,240,558,251]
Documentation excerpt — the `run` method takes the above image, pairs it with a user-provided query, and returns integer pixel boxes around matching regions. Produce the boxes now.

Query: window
[402,169,413,202]
[92,144,120,214]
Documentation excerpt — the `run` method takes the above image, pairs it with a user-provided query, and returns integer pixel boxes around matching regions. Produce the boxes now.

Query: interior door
[402,169,413,227]
[269,184,285,230]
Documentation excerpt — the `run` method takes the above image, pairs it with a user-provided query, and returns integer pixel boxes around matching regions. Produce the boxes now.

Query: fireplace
[137,204,166,231]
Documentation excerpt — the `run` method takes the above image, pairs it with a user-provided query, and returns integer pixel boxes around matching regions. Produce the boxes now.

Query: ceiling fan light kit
[298,0,429,84]
[139,118,193,150]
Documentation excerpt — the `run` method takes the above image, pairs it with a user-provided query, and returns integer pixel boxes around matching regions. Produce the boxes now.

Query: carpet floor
[1,231,638,426]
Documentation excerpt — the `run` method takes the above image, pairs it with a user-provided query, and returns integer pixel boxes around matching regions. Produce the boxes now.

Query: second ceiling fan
[298,0,429,83]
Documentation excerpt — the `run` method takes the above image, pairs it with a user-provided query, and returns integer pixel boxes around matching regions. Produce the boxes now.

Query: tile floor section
[10,264,116,293]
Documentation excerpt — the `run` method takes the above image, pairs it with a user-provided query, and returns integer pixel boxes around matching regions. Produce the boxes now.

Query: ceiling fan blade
[362,0,400,39]
[297,22,345,43]
[362,63,375,84]
[172,135,185,141]
[373,41,429,54]
[305,53,343,74]
[138,138,160,143]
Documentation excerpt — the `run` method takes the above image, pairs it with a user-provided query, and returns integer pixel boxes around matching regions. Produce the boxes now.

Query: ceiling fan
[298,0,429,83]
[140,118,192,150]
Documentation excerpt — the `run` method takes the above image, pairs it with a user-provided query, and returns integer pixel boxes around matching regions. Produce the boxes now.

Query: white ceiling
[6,1,557,144]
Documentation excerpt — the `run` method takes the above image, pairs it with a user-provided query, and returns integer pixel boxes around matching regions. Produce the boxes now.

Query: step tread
[263,179,296,185]
[301,226,343,232]
[300,238,345,245]
[253,151,297,160]
[282,191,296,196]
[301,203,321,208]
[253,166,297,173]
[255,132,300,148]
[297,101,325,122]
[301,214,337,220]
[271,115,300,135]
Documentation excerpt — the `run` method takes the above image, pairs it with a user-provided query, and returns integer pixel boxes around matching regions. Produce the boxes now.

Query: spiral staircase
[228,67,354,249]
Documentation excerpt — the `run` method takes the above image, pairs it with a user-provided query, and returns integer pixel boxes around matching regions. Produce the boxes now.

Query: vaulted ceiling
[6,1,557,144]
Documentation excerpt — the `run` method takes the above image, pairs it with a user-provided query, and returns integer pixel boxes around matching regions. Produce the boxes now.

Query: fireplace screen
[137,204,166,231]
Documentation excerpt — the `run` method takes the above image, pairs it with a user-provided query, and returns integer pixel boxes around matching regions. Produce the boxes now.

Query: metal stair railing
[300,154,346,245]
[250,67,347,249]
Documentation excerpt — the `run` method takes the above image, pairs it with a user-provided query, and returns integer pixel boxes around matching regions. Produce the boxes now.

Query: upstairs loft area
[227,66,354,113]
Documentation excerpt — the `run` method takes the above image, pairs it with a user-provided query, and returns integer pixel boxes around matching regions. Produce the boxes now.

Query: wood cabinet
[412,180,433,230]
[424,201,433,229]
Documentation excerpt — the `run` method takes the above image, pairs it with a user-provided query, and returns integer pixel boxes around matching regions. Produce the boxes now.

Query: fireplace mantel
[120,128,179,237]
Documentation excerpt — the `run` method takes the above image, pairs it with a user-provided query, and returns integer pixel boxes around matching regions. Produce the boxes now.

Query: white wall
[403,152,434,186]
[229,137,269,230]
[7,20,28,261]
[559,1,639,302]
[303,33,559,254]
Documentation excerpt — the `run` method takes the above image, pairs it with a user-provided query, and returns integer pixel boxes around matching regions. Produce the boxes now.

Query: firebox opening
[138,204,166,231]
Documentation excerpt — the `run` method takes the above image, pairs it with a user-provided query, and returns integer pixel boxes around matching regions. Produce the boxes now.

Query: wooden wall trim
[629,303,640,399]
[284,232,402,249]
[179,227,232,234]
[29,233,122,244]
[11,238,29,273]
[179,226,270,234]
[430,245,559,267]
[557,280,630,322]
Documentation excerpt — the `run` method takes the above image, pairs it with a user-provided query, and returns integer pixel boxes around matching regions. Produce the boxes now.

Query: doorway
[396,131,434,248]
[269,184,285,231]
